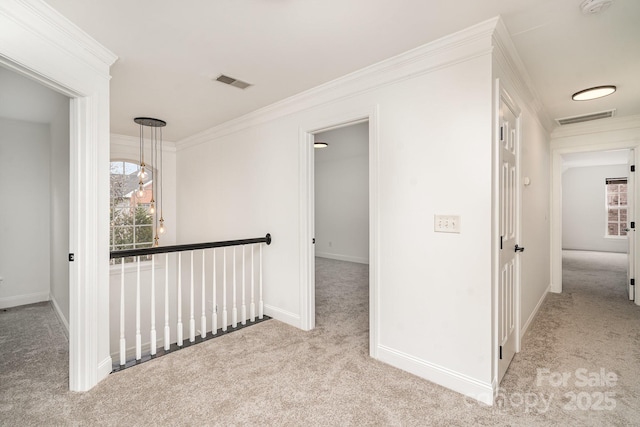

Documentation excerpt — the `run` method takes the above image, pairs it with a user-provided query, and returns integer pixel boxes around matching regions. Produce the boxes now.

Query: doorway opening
[560,149,633,301]
[313,122,370,347]
[298,107,379,358]
[0,66,71,323]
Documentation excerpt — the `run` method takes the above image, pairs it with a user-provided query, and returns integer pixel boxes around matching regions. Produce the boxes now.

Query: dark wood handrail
[110,233,272,259]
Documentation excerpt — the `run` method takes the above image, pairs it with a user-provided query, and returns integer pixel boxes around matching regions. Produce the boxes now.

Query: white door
[498,93,520,382]
[627,150,635,301]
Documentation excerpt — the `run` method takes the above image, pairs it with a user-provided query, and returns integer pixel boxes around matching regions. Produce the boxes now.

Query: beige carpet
[1,253,639,425]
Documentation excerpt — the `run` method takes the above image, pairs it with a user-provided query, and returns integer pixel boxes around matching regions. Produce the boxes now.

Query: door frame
[551,142,639,300]
[298,105,380,357]
[0,2,117,390]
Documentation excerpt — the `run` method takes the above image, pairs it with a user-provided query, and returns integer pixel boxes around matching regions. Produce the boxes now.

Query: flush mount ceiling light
[314,142,329,148]
[571,85,616,101]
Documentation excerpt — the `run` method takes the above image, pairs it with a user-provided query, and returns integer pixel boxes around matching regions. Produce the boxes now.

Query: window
[110,160,154,263]
[605,177,627,237]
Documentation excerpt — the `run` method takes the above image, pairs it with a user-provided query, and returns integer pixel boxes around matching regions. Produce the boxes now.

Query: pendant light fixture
[134,117,166,247]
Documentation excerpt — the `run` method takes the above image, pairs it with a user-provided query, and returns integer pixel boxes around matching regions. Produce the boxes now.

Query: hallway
[0,256,639,425]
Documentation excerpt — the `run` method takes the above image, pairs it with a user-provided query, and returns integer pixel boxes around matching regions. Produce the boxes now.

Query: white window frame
[110,160,155,264]
[605,177,628,239]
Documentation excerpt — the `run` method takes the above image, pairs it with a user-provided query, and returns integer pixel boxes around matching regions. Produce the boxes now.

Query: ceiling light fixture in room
[134,117,167,246]
[314,142,329,148]
[571,85,616,101]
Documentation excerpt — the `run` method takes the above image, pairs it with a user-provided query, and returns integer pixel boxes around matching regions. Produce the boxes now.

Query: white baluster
[250,245,255,322]
[164,253,170,351]
[190,251,195,342]
[201,250,206,339]
[177,252,183,346]
[232,247,237,328]
[222,248,228,332]
[241,245,246,325]
[212,248,217,335]
[259,243,264,319]
[150,255,156,356]
[119,260,126,366]
[136,256,142,360]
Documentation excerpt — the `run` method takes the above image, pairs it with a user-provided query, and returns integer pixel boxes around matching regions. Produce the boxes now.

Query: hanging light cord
[160,127,164,222]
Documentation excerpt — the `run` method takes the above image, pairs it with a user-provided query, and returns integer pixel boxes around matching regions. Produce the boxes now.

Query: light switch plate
[434,215,461,233]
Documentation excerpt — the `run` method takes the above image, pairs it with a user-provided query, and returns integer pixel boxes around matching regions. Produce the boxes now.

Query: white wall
[49,99,70,329]
[175,20,497,402]
[517,105,551,336]
[314,123,369,263]
[0,118,51,308]
[563,164,628,253]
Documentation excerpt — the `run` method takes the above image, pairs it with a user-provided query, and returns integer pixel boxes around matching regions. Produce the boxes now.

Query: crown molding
[0,0,117,78]
[176,17,499,150]
[550,114,640,139]
[491,17,554,133]
[111,133,177,152]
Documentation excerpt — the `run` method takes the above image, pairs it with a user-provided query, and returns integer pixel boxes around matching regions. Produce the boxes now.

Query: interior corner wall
[49,100,70,329]
[176,44,496,398]
[314,123,369,264]
[562,164,628,253]
[0,118,51,308]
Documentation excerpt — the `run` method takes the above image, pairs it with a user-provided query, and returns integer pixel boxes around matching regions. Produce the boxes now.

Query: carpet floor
[1,253,639,426]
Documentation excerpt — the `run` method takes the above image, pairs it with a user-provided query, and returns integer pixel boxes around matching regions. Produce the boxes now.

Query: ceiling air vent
[556,109,616,126]
[215,74,252,90]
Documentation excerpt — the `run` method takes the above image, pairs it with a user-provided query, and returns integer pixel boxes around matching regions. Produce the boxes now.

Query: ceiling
[41,0,640,141]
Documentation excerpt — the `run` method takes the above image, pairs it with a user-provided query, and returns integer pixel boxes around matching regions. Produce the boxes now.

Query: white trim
[0,0,117,392]
[0,292,49,309]
[263,304,301,328]
[315,253,369,264]
[110,133,177,153]
[298,105,380,358]
[299,129,315,332]
[50,295,70,336]
[520,284,550,339]
[97,357,113,379]
[176,17,499,150]
[377,344,494,405]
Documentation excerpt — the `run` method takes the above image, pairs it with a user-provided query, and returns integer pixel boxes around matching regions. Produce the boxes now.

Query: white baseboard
[0,291,49,309]
[264,304,300,328]
[98,356,113,380]
[377,344,494,405]
[315,252,369,264]
[50,295,69,337]
[521,283,550,340]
